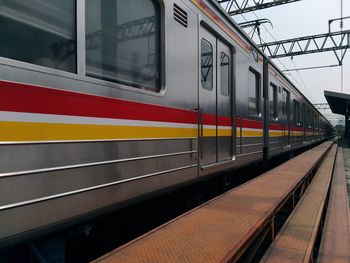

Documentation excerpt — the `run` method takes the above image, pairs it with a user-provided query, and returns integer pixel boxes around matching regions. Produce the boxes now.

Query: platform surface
[342,147,350,206]
[95,141,333,263]
[262,144,337,262]
[318,147,350,263]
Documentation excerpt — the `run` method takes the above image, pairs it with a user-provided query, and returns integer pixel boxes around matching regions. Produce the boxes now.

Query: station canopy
[324,90,350,116]
[325,90,350,138]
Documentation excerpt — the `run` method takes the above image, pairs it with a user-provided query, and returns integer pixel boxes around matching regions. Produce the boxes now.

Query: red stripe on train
[237,118,263,129]
[203,114,232,126]
[0,80,199,124]
[1,80,309,131]
[0,80,234,127]
[292,127,304,132]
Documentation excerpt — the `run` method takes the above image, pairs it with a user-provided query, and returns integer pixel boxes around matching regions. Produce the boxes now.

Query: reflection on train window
[0,0,76,72]
[201,39,213,91]
[293,100,300,125]
[248,69,260,116]
[86,0,160,92]
[269,83,278,120]
[220,52,230,96]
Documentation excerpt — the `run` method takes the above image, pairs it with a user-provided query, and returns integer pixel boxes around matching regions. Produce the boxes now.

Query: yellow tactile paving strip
[318,147,350,263]
[261,145,337,262]
[94,141,333,263]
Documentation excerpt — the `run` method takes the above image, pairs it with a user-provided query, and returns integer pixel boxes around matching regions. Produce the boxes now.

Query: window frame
[0,0,78,74]
[293,99,300,126]
[219,51,231,97]
[282,88,290,121]
[269,82,278,121]
[200,38,214,91]
[300,103,305,126]
[0,0,165,96]
[307,109,312,128]
[84,0,162,93]
[248,67,261,117]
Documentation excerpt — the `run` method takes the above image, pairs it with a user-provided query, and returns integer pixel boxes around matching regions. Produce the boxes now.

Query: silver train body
[0,0,332,245]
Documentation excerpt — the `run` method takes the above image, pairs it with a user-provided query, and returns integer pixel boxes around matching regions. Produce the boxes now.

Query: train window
[86,0,160,92]
[300,103,305,126]
[282,88,290,117]
[293,100,300,125]
[307,110,312,128]
[0,0,76,73]
[293,100,297,124]
[269,83,278,120]
[201,39,213,91]
[248,69,261,116]
[315,117,317,129]
[220,52,230,96]
[315,116,318,130]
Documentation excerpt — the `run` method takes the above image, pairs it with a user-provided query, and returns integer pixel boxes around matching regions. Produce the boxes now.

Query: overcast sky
[229,0,350,104]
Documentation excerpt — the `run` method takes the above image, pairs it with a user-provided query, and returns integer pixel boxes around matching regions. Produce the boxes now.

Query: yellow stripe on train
[0,121,235,141]
[2,122,318,142]
[0,121,198,141]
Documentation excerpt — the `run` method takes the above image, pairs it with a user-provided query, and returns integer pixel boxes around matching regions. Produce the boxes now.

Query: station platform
[262,144,337,262]
[94,141,350,262]
[318,147,350,262]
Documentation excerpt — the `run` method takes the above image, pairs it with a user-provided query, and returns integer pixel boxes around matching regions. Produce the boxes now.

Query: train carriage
[0,0,332,247]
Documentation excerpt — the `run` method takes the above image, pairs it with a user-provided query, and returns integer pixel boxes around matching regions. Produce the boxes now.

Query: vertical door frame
[198,23,236,173]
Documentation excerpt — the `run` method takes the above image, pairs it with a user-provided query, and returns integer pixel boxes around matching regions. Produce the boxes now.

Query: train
[0,0,333,247]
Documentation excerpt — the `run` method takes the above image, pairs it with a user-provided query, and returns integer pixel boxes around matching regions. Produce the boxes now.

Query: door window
[248,69,261,116]
[201,39,213,91]
[219,52,230,96]
[269,83,278,120]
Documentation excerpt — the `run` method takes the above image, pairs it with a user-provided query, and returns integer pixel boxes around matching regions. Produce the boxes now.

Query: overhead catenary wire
[248,6,315,101]
[289,58,314,100]
[220,0,348,123]
[281,64,340,72]
[261,24,314,101]
[219,0,315,101]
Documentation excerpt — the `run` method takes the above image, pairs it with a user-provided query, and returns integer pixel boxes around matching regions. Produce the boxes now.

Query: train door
[199,27,233,169]
[282,88,290,147]
[217,40,232,162]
